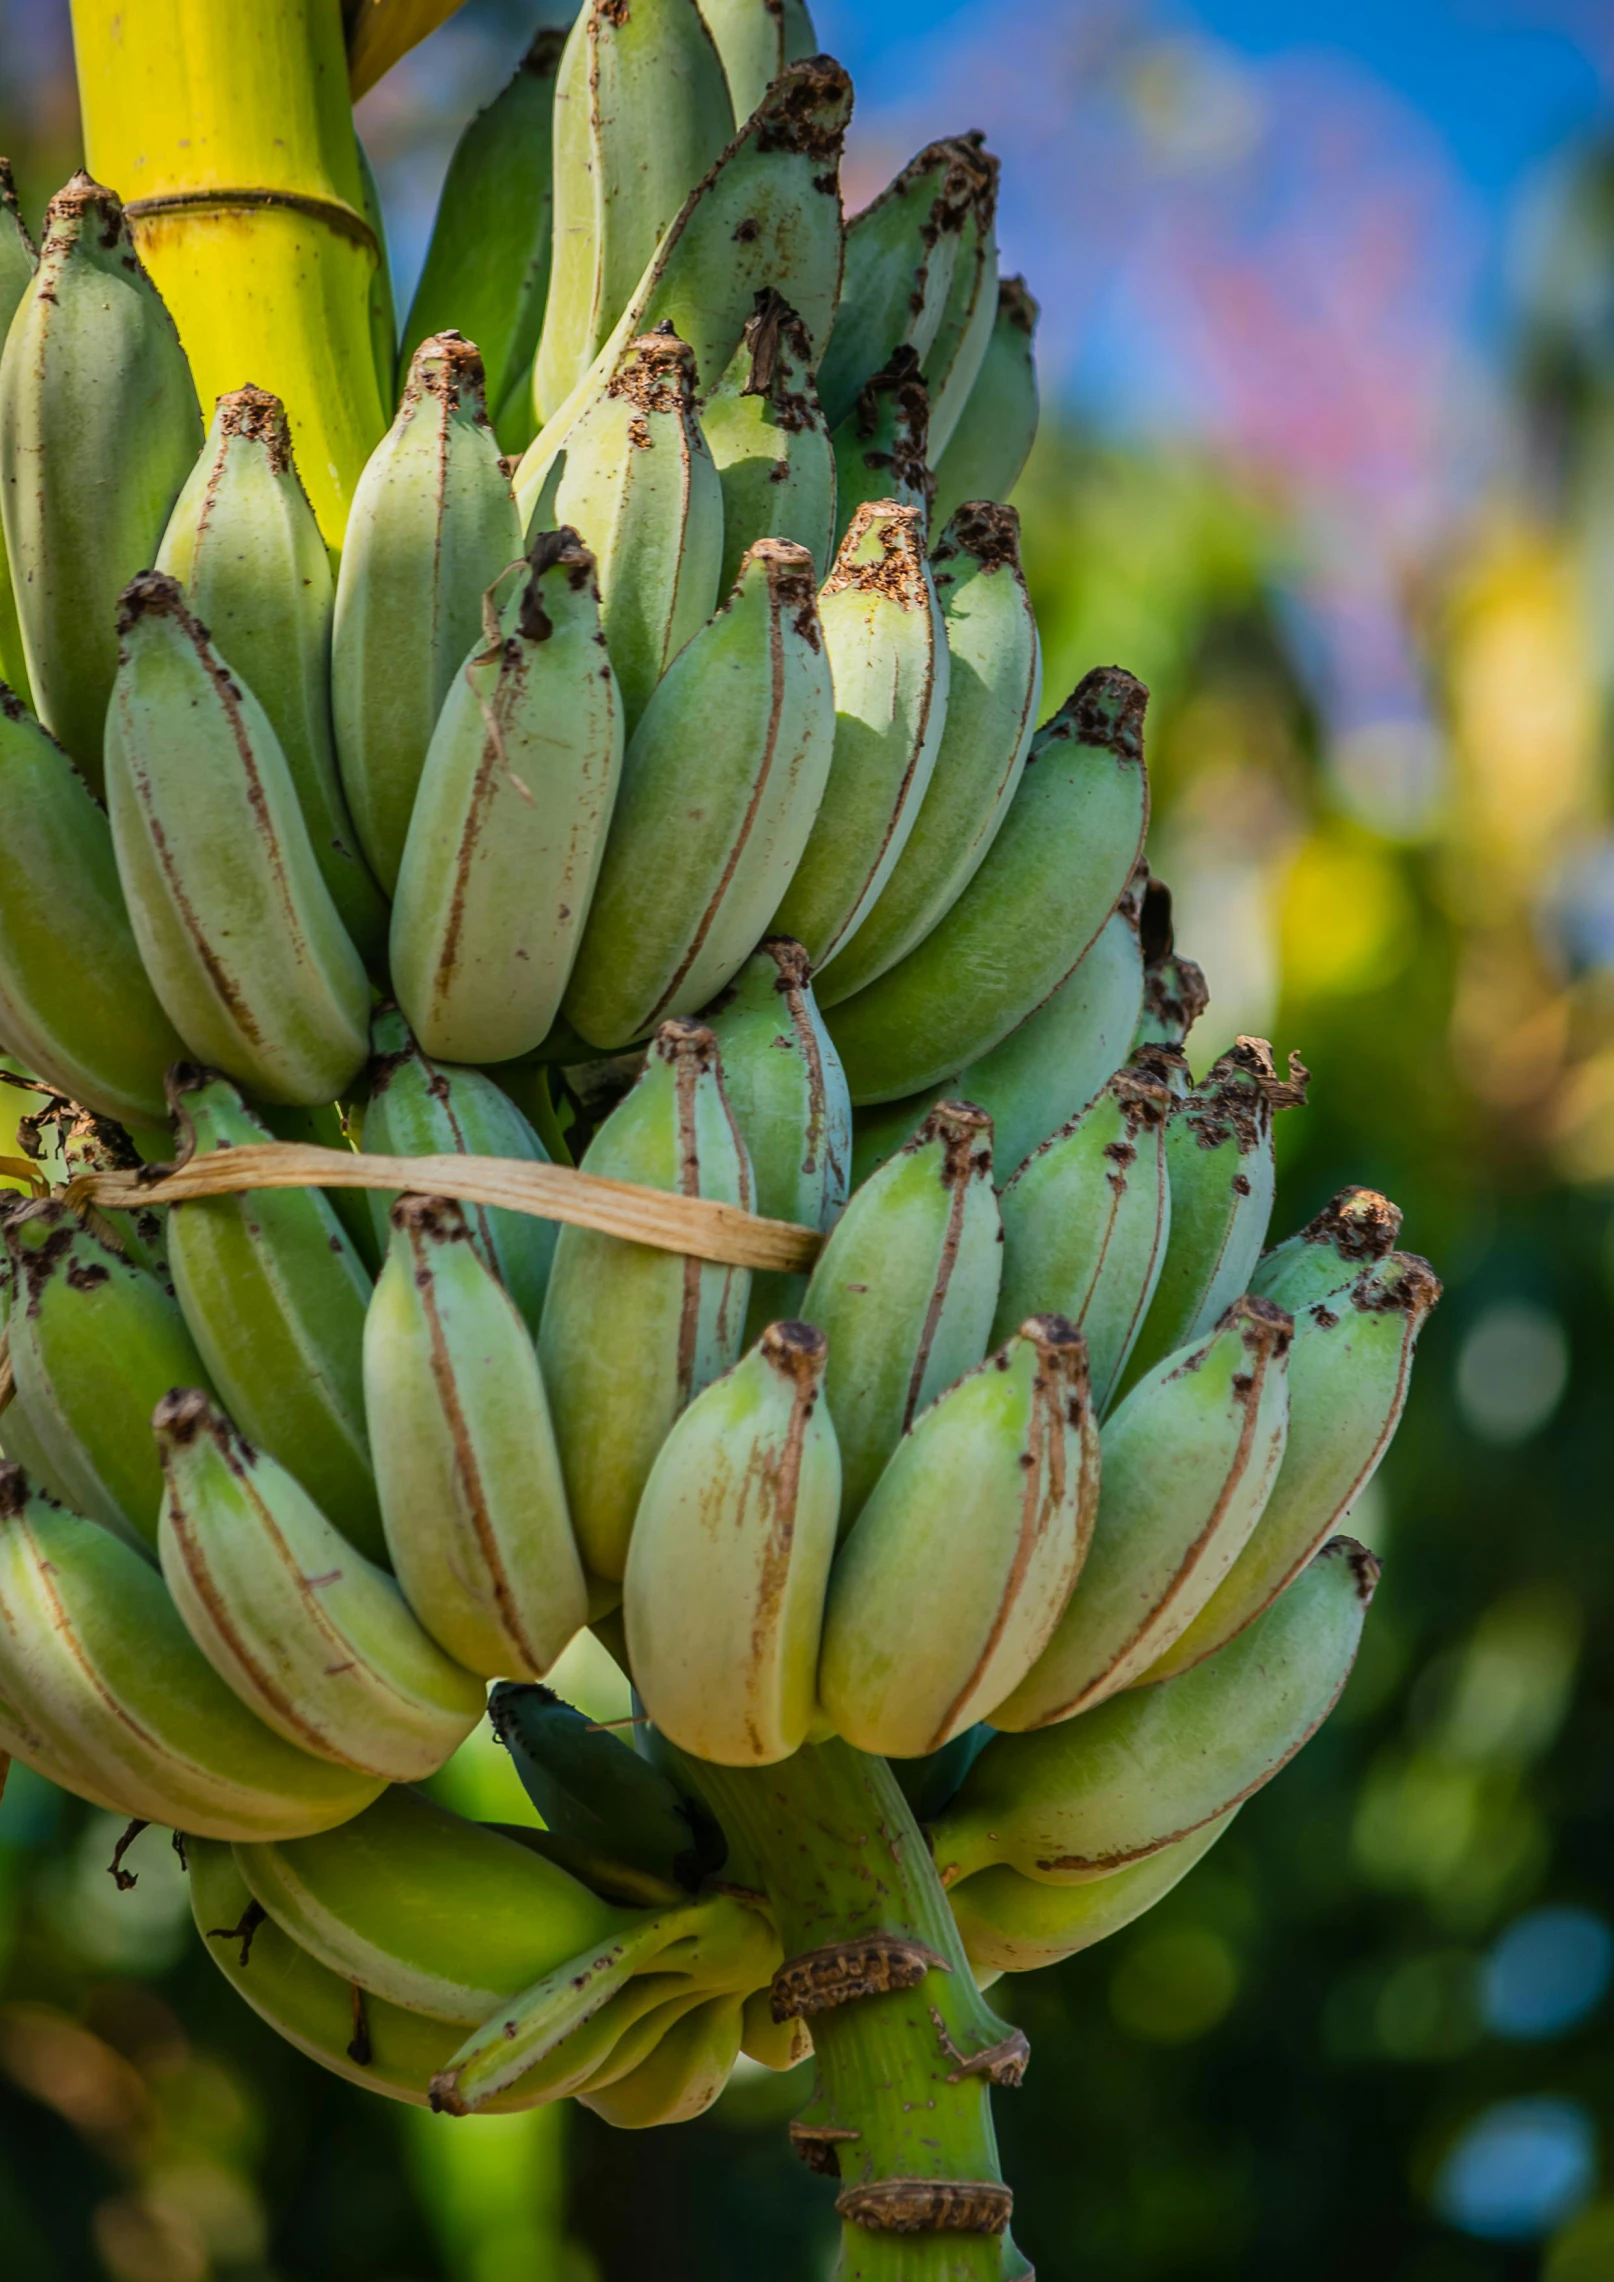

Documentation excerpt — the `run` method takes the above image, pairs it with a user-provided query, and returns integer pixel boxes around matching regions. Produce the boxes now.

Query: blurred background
[4,0,1614,2275]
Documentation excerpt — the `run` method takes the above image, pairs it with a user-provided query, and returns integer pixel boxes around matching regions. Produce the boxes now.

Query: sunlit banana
[1131,873,1207,1069]
[1249,1184,1404,1312]
[489,1681,714,1887]
[949,1812,1237,1978]
[0,174,201,786]
[830,348,933,545]
[993,1296,1292,1730]
[0,161,36,703]
[562,541,836,1050]
[930,276,1040,531]
[922,148,1000,461]
[819,1316,1099,1758]
[155,1391,485,1782]
[703,289,836,591]
[700,0,819,123]
[389,526,624,1063]
[364,1195,588,1680]
[104,573,371,1106]
[333,332,523,892]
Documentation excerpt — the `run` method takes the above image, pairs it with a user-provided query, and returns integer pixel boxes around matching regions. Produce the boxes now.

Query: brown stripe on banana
[930,275,1039,531]
[703,288,837,591]
[921,144,1001,460]
[948,1813,1237,1978]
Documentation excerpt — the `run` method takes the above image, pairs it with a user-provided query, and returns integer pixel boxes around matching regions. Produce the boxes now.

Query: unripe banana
[1143,1252,1439,1685]
[830,348,933,545]
[332,333,523,892]
[489,1681,713,1886]
[992,1296,1292,1731]
[580,1991,746,2128]
[703,936,851,1340]
[949,1812,1236,1978]
[155,1391,485,1782]
[104,573,371,1107]
[700,0,819,122]
[930,276,1039,531]
[0,162,37,702]
[49,1108,169,1279]
[816,501,1041,1007]
[921,149,1000,461]
[155,386,387,964]
[0,1465,382,1838]
[772,502,949,967]
[5,1200,213,1549]
[389,527,624,1064]
[361,1005,556,1333]
[801,1100,1001,1527]
[1119,1038,1309,1395]
[562,540,836,1050]
[825,667,1150,1105]
[703,289,836,591]
[0,174,201,787]
[1132,874,1208,1064]
[930,1536,1379,1886]
[532,0,734,421]
[626,1320,840,1765]
[992,1065,1173,1413]
[538,1020,753,1582]
[819,1316,1100,1758]
[0,688,185,1130]
[1248,1185,1403,1312]
[364,1196,588,1680]
[164,1068,384,1564]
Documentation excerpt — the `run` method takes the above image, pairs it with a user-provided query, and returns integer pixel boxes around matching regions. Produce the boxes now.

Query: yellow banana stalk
[344,0,468,101]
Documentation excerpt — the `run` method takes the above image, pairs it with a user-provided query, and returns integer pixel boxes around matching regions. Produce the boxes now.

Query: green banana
[532,0,734,421]
[922,148,1000,460]
[825,667,1150,1105]
[818,1316,1100,1758]
[258,1095,382,1275]
[155,385,387,964]
[47,1108,169,1279]
[5,1200,213,1549]
[702,289,837,592]
[364,1196,588,1680]
[562,540,836,1050]
[104,573,371,1107]
[538,1019,753,1582]
[580,1991,746,2128]
[829,348,932,545]
[948,1813,1236,1978]
[0,174,201,787]
[399,29,567,445]
[930,276,1039,531]
[361,1005,556,1334]
[488,1681,713,1887]
[930,1536,1379,1885]
[701,0,819,122]
[1248,1184,1404,1312]
[800,1099,1002,1527]
[771,502,949,969]
[1132,873,1208,1065]
[0,1465,382,1837]
[0,687,185,1130]
[991,1296,1292,1731]
[0,160,37,703]
[816,501,1041,1007]
[332,332,523,892]
[625,1320,840,1765]
[155,1390,485,1782]
[389,526,625,1064]
[702,936,852,1340]
[1119,1038,1309,1394]
[1143,1252,1439,1685]
[991,1064,1173,1413]
[164,1068,384,1565]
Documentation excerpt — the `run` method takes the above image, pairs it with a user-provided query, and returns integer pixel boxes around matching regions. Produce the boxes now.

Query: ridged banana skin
[538,1021,753,1583]
[155,387,387,965]
[992,1068,1173,1415]
[626,1321,841,1766]
[703,937,852,1341]
[562,540,836,1050]
[489,1682,705,1884]
[771,503,949,969]
[0,689,185,1129]
[5,1202,213,1549]
[580,1991,746,2129]
[818,1317,1100,1759]
[701,0,819,121]
[165,1071,384,1565]
[0,164,37,702]
[0,1467,383,1838]
[948,1812,1236,1977]
[703,290,836,591]
[364,1198,588,1681]
[930,276,1040,532]
[1143,1253,1439,1686]
[332,333,523,893]
[104,574,371,1107]
[921,151,1001,460]
[800,1101,1002,1529]
[929,1536,1379,1887]
[532,0,733,422]
[1248,1184,1404,1313]
[389,528,624,1064]
[155,1393,485,1783]
[825,667,1150,1105]
[830,348,932,547]
[0,175,201,788]
[361,1005,556,1334]
[816,503,1041,1008]
[991,1297,1293,1732]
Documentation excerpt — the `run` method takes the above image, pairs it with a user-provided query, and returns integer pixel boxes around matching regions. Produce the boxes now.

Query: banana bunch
[0,0,1438,2169]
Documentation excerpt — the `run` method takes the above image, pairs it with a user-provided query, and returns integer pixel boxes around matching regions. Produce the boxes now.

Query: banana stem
[694,1741,1021,2282]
